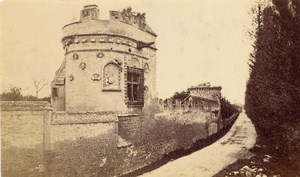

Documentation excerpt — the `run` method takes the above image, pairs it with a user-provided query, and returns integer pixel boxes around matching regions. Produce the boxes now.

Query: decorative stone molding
[121,39,127,45]
[99,37,106,42]
[79,62,86,70]
[90,38,96,43]
[113,38,120,44]
[63,37,75,50]
[91,73,101,81]
[143,63,149,73]
[81,38,88,43]
[103,63,121,91]
[73,53,79,60]
[144,86,148,91]
[80,5,99,21]
[62,35,156,51]
[110,7,147,30]
[128,58,140,68]
[123,55,128,102]
[114,59,123,67]
[69,74,74,81]
[107,37,113,43]
[97,52,104,58]
[110,11,119,20]
[65,49,149,60]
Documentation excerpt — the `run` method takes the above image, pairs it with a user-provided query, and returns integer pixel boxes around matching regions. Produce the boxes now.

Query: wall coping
[51,112,119,125]
[117,114,140,117]
[0,101,52,111]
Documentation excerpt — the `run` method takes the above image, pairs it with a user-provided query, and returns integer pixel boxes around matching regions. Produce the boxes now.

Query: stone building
[51,5,157,112]
[181,83,222,112]
[188,83,222,101]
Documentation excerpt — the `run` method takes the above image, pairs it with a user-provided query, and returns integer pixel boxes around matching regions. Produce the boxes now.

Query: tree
[245,0,300,173]
[0,86,23,101]
[220,97,239,119]
[172,91,190,101]
[33,78,48,98]
[0,86,51,103]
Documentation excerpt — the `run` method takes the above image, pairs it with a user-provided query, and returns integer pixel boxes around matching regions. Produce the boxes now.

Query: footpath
[138,113,257,177]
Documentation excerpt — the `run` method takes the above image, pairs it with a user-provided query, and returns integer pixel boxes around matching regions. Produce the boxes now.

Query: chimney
[80,4,99,21]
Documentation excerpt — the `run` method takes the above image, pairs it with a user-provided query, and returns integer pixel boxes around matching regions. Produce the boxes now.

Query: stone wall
[48,112,119,177]
[46,111,209,177]
[1,101,237,177]
[1,101,52,177]
[113,112,209,176]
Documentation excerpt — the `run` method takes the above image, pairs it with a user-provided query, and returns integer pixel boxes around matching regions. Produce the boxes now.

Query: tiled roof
[180,95,219,104]
[51,59,66,86]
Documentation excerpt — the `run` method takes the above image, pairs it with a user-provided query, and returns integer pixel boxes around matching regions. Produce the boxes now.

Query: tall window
[127,67,144,106]
[52,87,58,98]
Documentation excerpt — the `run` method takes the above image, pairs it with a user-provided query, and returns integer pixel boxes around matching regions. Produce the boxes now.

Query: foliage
[0,86,50,103]
[33,78,48,98]
[0,87,23,101]
[220,97,239,119]
[245,0,300,172]
[172,91,190,101]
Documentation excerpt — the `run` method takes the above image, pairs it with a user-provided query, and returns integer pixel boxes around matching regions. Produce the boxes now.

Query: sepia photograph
[0,0,299,176]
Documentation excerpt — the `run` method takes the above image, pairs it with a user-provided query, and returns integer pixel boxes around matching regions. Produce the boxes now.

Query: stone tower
[51,5,157,112]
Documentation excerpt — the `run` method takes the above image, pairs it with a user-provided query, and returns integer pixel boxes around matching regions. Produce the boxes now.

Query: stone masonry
[51,5,157,113]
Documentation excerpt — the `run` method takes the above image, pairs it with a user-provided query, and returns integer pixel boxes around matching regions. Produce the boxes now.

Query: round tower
[52,5,157,112]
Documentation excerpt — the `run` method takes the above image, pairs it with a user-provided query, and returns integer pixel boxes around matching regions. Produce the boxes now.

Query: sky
[0,0,254,104]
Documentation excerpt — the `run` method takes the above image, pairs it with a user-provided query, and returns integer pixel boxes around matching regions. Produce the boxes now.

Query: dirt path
[138,113,257,177]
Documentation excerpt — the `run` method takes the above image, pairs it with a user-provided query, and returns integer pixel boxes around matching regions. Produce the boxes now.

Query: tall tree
[33,78,47,98]
[245,0,300,172]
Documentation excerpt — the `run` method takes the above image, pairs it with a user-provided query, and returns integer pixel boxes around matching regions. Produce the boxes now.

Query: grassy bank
[214,135,300,177]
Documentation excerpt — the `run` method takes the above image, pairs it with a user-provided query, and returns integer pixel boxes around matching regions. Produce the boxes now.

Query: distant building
[188,83,221,101]
[51,5,157,112]
[166,83,222,113]
[186,83,222,112]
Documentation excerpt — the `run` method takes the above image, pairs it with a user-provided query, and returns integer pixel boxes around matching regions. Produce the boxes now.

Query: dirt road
[138,113,257,177]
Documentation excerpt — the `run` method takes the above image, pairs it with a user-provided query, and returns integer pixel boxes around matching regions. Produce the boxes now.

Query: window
[127,67,144,106]
[52,87,58,98]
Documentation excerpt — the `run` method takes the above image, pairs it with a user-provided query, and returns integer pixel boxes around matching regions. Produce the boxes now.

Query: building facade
[187,83,222,112]
[188,83,222,101]
[173,83,222,114]
[51,5,157,112]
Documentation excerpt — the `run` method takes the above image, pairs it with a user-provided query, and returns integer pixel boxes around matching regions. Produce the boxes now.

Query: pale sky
[0,0,254,104]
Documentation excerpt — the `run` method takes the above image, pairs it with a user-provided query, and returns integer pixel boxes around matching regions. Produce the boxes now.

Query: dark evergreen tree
[245,0,300,173]
[220,97,239,119]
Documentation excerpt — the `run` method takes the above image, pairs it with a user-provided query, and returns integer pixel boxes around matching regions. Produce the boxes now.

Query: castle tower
[51,5,157,112]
